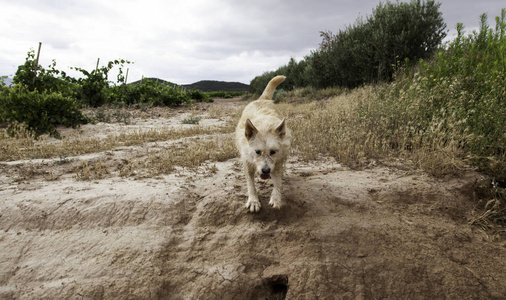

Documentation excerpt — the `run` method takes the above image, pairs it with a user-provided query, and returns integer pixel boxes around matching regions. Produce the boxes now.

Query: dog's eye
[255,150,262,155]
[270,150,277,156]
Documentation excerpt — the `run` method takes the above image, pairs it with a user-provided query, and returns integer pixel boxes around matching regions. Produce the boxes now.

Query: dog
[235,75,291,213]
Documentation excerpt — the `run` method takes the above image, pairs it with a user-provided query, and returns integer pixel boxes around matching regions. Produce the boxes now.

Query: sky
[1,0,505,85]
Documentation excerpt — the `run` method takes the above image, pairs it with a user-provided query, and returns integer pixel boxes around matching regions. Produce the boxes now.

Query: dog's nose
[261,167,271,174]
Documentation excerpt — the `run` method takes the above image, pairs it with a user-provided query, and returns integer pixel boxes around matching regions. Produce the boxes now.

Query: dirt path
[1,99,505,299]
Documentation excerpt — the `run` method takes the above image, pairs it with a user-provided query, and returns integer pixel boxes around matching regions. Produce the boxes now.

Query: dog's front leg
[244,163,261,212]
[269,167,283,209]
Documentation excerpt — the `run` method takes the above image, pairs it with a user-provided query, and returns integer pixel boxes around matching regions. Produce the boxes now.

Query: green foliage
[205,91,245,99]
[4,50,217,138]
[13,50,76,96]
[312,0,446,88]
[378,9,506,178]
[71,59,132,107]
[249,58,311,96]
[250,0,446,93]
[112,79,209,107]
[0,86,90,138]
[188,89,212,102]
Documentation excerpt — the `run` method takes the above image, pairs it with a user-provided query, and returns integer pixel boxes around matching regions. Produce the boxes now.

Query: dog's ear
[245,119,258,140]
[275,119,286,139]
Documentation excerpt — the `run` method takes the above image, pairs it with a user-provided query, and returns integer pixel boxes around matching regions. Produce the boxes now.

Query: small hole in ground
[265,275,288,299]
[250,274,289,300]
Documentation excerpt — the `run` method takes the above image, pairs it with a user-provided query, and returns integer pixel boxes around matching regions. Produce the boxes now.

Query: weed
[75,160,109,181]
[93,107,111,123]
[113,109,132,124]
[181,115,202,125]
[55,153,72,165]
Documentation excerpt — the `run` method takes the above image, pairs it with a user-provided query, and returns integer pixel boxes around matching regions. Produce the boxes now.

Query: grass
[0,106,239,182]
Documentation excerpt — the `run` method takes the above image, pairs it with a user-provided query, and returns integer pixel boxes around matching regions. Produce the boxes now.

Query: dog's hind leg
[269,167,283,209]
[244,163,261,213]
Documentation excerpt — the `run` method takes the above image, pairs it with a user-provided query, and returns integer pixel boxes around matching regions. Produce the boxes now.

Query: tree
[369,0,447,81]
[252,0,447,90]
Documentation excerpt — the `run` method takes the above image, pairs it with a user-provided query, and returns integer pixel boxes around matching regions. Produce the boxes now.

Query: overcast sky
[1,0,504,84]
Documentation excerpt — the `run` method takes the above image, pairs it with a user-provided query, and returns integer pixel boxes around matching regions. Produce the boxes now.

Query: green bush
[71,60,131,107]
[206,91,245,99]
[0,86,90,138]
[188,89,212,102]
[111,79,209,106]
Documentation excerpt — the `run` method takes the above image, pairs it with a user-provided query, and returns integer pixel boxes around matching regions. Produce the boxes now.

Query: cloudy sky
[1,0,504,84]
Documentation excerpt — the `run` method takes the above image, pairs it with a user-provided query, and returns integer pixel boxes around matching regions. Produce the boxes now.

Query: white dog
[235,75,291,213]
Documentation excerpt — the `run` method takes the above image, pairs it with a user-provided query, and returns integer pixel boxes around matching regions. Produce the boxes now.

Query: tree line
[250,0,447,94]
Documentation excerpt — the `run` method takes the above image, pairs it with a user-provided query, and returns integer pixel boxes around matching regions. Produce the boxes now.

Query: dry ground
[1,98,505,299]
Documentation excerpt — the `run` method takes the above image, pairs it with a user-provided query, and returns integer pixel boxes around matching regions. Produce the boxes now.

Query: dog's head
[244,118,290,180]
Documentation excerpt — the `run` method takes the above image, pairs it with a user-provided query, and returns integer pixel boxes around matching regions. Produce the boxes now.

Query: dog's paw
[246,198,261,213]
[269,196,282,209]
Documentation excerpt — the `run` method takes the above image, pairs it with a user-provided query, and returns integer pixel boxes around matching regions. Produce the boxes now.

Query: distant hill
[128,78,249,93]
[129,77,177,87]
[183,80,249,92]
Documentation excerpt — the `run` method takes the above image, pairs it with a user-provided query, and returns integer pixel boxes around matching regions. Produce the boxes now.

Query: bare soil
[1,99,505,299]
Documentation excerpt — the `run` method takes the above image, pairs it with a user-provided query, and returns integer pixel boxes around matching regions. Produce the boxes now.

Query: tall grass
[399,10,506,178]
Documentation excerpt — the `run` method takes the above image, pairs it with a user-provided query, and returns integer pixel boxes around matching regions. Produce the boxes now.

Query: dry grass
[0,105,239,181]
[142,134,236,176]
[275,85,471,176]
[0,123,235,162]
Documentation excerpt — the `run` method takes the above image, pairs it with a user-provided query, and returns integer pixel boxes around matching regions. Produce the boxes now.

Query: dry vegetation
[279,85,470,176]
[0,88,492,180]
[0,89,490,178]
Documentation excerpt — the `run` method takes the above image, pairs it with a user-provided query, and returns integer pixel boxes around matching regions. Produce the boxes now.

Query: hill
[129,78,249,92]
[128,77,177,87]
[182,80,249,92]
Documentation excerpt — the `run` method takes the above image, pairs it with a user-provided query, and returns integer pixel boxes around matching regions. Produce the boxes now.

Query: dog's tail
[259,75,286,100]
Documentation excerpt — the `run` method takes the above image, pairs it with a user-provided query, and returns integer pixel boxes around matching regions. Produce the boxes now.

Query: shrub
[13,50,77,97]
[374,9,506,178]
[206,91,245,99]
[113,79,203,107]
[188,89,212,102]
[71,60,131,107]
[308,0,446,88]
[0,86,90,138]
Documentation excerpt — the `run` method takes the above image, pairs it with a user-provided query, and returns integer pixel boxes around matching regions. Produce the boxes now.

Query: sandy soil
[1,99,505,299]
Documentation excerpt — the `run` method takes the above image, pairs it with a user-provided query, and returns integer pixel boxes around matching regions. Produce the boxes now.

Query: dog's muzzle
[260,167,271,180]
